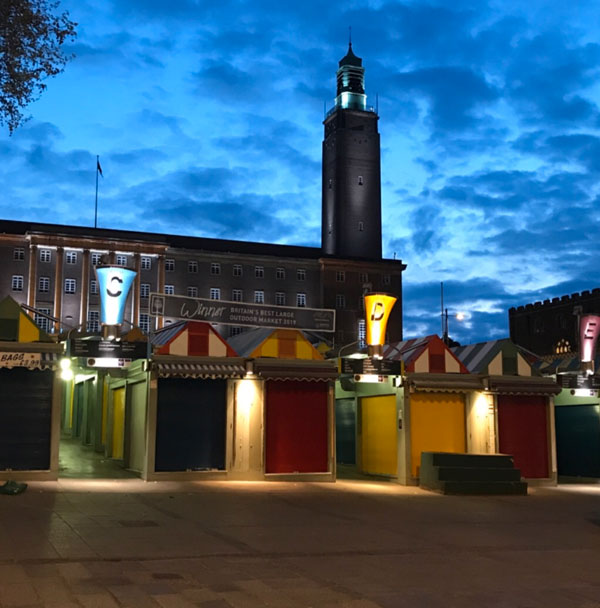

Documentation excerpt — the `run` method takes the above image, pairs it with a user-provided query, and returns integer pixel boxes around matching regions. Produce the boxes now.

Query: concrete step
[441,480,528,496]
[425,452,515,469]
[437,466,522,482]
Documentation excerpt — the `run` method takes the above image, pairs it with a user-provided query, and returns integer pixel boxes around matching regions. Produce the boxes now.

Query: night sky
[3,0,600,345]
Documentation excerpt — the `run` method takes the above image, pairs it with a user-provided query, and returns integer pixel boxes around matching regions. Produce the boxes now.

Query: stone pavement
[0,478,599,607]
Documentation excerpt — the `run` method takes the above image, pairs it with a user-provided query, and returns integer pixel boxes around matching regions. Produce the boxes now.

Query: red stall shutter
[498,395,549,478]
[265,380,328,474]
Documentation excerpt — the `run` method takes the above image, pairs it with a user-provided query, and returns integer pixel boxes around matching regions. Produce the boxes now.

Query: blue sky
[3,0,600,344]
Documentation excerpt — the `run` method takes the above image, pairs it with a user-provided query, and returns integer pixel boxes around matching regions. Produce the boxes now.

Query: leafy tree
[0,0,76,133]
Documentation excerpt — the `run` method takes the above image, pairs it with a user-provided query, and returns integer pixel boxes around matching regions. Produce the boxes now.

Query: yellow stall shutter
[360,395,397,477]
[112,388,126,460]
[410,392,466,478]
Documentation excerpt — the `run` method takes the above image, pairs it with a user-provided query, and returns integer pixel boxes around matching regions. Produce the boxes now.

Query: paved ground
[0,478,599,607]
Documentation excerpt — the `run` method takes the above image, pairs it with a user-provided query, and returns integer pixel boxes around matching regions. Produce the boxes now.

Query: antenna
[349,26,352,47]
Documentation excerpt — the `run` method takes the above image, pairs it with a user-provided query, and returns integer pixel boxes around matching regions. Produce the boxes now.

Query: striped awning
[155,361,246,379]
[254,359,338,382]
[406,372,484,393]
[485,375,561,396]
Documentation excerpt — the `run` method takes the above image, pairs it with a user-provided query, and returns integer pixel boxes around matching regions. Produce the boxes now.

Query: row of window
[15,275,310,307]
[13,249,391,286]
[16,274,378,308]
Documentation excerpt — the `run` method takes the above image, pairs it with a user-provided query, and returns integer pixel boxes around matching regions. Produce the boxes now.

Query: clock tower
[322,43,382,260]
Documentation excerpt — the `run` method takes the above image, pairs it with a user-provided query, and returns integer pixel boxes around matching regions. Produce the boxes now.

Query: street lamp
[443,309,466,346]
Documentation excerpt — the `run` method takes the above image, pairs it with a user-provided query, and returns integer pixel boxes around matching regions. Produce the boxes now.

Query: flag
[97,159,103,177]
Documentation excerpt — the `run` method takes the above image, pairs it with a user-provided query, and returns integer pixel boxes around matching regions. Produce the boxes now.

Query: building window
[358,319,366,348]
[116,254,127,267]
[140,283,150,298]
[555,338,571,354]
[382,274,391,286]
[40,249,51,263]
[358,175,363,185]
[90,280,98,295]
[297,268,306,281]
[276,267,285,279]
[296,292,306,307]
[254,290,264,304]
[188,260,198,273]
[336,294,346,309]
[38,277,50,293]
[328,179,333,189]
[141,256,151,270]
[64,278,76,294]
[232,289,243,302]
[11,275,23,291]
[164,284,175,295]
[276,292,286,306]
[91,252,102,266]
[165,258,175,272]
[13,248,24,261]
[87,310,100,333]
[255,266,264,278]
[358,221,364,231]
[211,262,221,275]
[139,313,151,333]
[65,251,77,264]
[336,271,345,282]
[360,273,369,284]
[35,308,51,333]
[230,326,244,337]
[233,264,243,277]
[210,288,221,300]
[187,286,198,298]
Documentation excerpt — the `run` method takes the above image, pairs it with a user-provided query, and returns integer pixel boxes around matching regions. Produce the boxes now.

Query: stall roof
[152,355,246,379]
[0,297,54,343]
[384,334,468,374]
[227,328,323,360]
[151,321,237,357]
[452,339,536,376]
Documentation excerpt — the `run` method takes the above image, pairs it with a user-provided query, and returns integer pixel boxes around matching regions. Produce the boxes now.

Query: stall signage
[95,266,137,325]
[0,352,42,368]
[340,357,402,375]
[149,293,336,332]
[70,339,148,359]
[364,293,397,347]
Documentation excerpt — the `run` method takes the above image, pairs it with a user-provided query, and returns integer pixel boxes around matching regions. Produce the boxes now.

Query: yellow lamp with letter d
[364,292,397,358]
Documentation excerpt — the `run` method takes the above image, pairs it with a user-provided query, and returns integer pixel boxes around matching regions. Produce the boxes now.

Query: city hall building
[0,44,405,348]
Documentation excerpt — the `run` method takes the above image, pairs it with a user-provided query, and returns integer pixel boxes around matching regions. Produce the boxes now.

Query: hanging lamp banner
[365,293,397,347]
[95,267,137,325]
[580,314,600,363]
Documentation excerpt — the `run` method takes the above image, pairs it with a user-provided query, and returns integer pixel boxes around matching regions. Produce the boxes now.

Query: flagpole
[94,155,99,229]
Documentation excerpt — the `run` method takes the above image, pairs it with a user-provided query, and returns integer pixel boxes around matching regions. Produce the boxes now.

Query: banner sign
[95,266,137,325]
[364,293,397,346]
[70,339,149,359]
[340,357,402,375]
[149,293,335,332]
[579,315,600,363]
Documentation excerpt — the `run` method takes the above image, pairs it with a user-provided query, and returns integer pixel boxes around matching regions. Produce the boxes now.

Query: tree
[0,0,76,134]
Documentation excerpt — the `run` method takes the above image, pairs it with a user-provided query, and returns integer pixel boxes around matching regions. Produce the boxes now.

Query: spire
[335,40,366,110]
